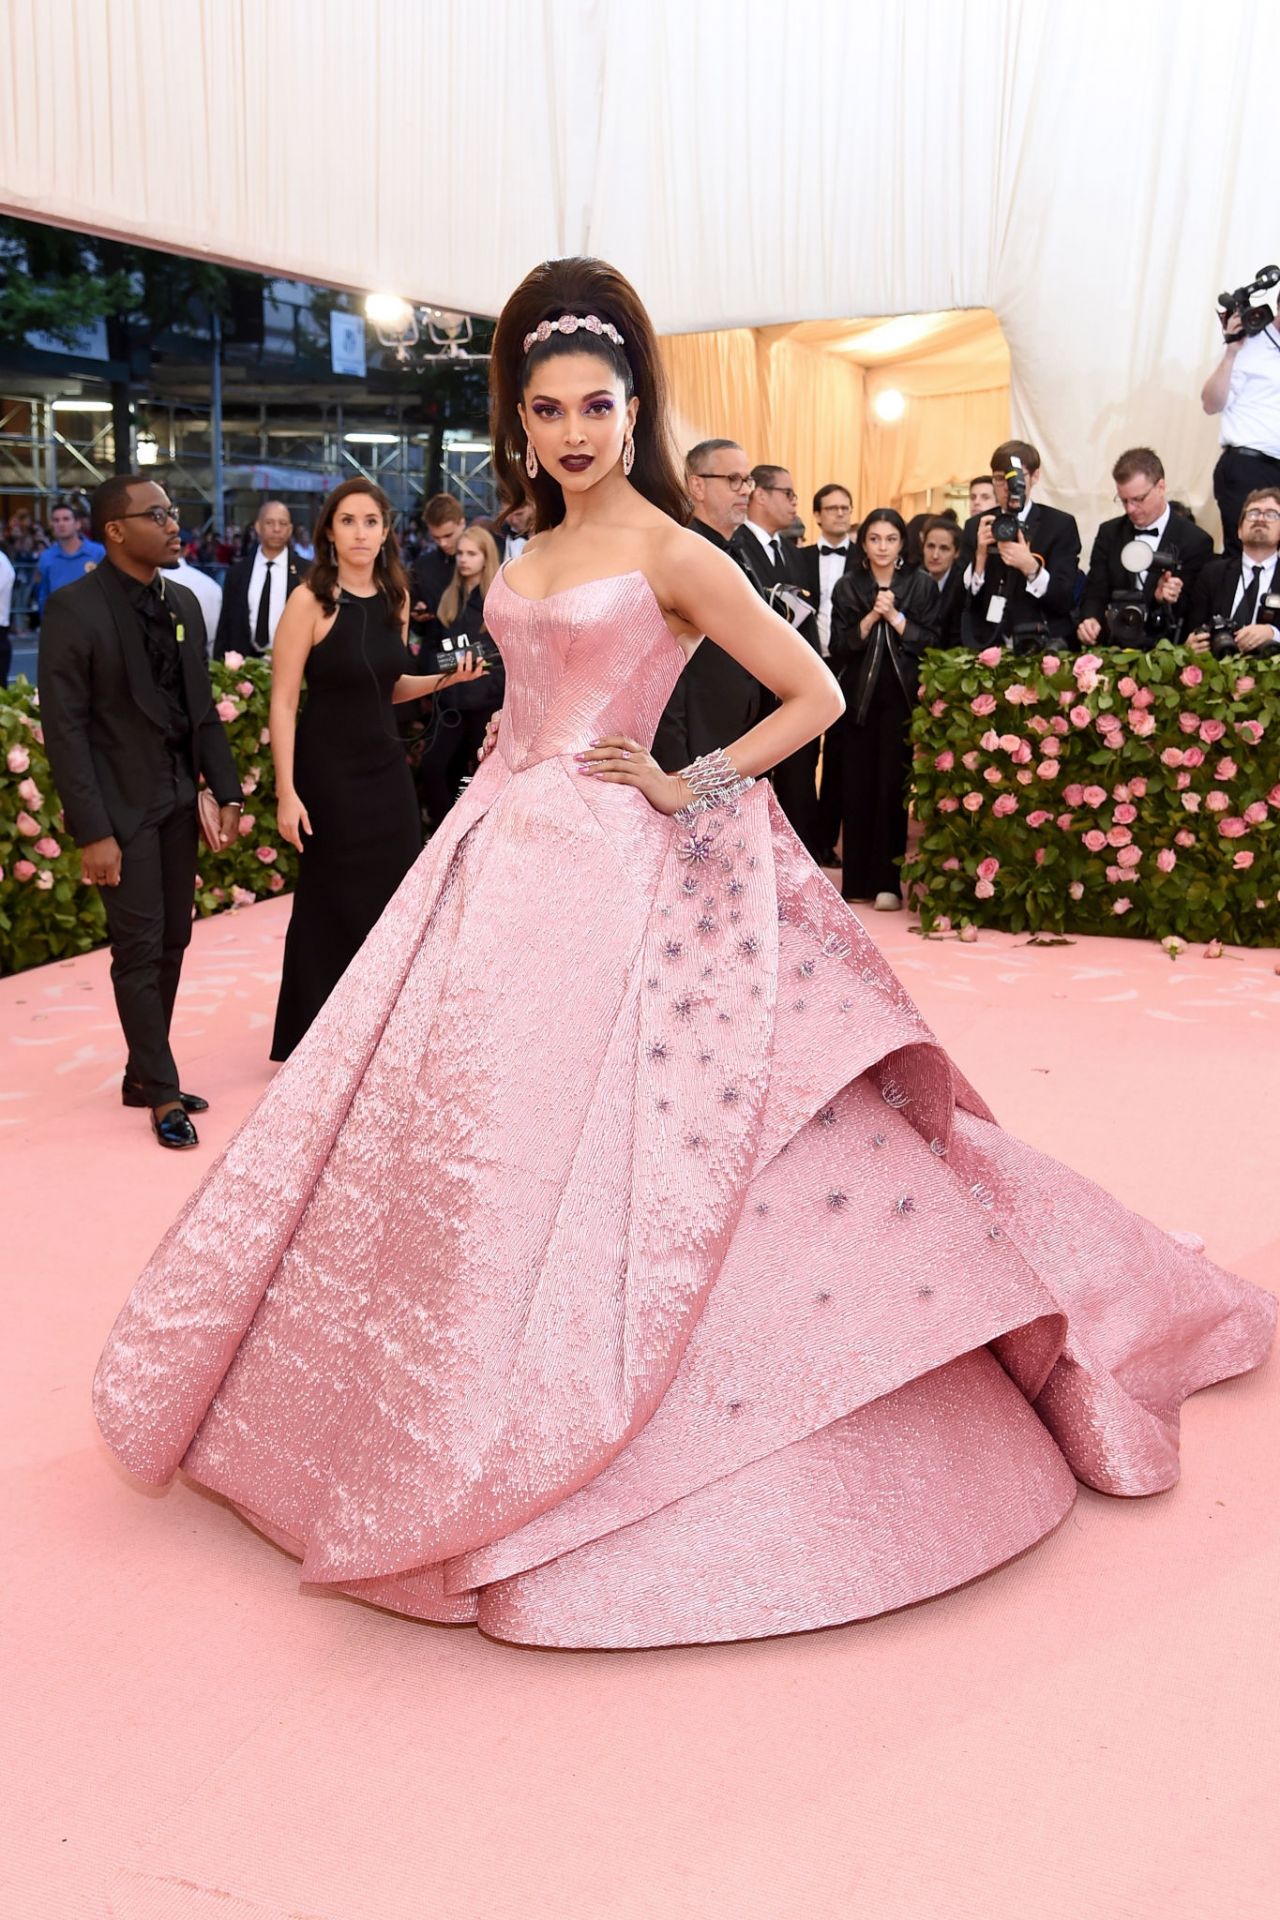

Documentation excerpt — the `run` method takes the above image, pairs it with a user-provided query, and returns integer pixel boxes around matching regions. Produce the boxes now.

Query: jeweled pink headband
[523,313,627,353]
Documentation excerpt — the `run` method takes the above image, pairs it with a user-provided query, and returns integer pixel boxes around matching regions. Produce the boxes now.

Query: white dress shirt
[743,518,786,573]
[247,546,289,649]
[502,531,528,563]
[815,540,851,655]
[162,558,223,653]
[1221,327,1280,459]
[1230,550,1279,634]
[965,499,1049,601]
[0,548,14,627]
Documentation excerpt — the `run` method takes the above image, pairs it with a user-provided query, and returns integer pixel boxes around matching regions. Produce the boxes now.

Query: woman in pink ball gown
[93,258,1275,1649]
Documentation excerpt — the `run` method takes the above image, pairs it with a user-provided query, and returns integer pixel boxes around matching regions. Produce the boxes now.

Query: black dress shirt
[109,562,190,752]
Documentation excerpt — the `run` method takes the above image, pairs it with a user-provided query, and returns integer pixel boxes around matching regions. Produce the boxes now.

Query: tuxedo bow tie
[819,545,848,557]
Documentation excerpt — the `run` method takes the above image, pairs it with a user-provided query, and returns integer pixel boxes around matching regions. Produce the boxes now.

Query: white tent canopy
[1,0,1271,536]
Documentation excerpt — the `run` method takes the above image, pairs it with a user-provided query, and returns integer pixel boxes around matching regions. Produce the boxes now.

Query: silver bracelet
[675,747,756,823]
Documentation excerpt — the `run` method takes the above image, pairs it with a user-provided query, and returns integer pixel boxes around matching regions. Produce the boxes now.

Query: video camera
[427,634,504,677]
[1218,264,1280,340]
[991,457,1028,545]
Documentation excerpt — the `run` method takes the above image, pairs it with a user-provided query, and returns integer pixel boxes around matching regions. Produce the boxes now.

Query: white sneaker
[873,891,902,911]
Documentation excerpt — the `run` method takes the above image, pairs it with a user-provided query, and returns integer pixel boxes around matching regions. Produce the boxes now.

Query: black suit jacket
[732,525,821,651]
[1184,553,1280,637]
[212,547,306,659]
[960,501,1081,641]
[930,566,969,648]
[651,519,769,772]
[795,539,856,615]
[39,565,241,846]
[830,565,939,724]
[1078,511,1214,630]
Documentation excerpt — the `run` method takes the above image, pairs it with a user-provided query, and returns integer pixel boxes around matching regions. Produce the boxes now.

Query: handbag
[196,788,226,853]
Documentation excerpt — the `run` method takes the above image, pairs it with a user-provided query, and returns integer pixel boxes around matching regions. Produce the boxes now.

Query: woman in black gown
[830,507,938,912]
[268,479,486,1059]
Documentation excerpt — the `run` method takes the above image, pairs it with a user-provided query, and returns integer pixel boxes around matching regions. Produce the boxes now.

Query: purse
[196,788,226,853]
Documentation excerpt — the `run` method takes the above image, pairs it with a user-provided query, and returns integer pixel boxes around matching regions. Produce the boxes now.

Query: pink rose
[1117,676,1137,699]
[962,792,983,813]
[1005,684,1035,705]
[1106,825,1133,847]
[1016,768,1036,785]
[937,795,960,812]
[1237,719,1264,745]
[974,878,995,899]
[242,774,258,796]
[1235,675,1255,695]
[1106,865,1124,884]
[1156,848,1177,872]
[1082,786,1107,809]
[1058,689,1076,708]
[1129,711,1156,737]
[223,650,245,669]
[231,885,256,908]
[934,750,954,771]
[1117,844,1142,867]
[962,750,981,771]
[17,777,42,808]
[1028,714,1050,735]
[970,693,998,716]
[1175,771,1192,789]
[215,698,239,723]
[1113,898,1132,914]
[1130,687,1155,709]
[1205,939,1224,959]
[236,679,254,698]
[15,810,39,837]
[930,698,947,718]
[977,646,1003,667]
[1161,747,1184,768]
[35,868,54,891]
[238,814,256,836]
[958,923,978,942]
[1050,715,1069,735]
[13,858,35,881]
[259,727,271,745]
[31,726,43,745]
[1270,785,1280,808]
[1011,741,1034,764]
[1034,847,1046,865]
[1233,849,1255,869]
[1113,803,1137,825]
[992,794,1019,817]
[1083,829,1108,852]
[255,845,278,864]
[268,872,285,892]
[1244,800,1268,826]
[1129,777,1147,797]
[1113,783,1132,803]
[33,836,61,859]
[997,732,1019,752]
[980,729,1001,752]
[1181,792,1201,813]
[1041,654,1061,675]
[1199,719,1227,744]
[1074,652,1103,678]
[6,744,29,774]
[1182,746,1205,768]
[1175,830,1196,848]
[976,857,1000,881]
[1039,737,1061,759]
[1069,705,1092,729]
[1180,664,1203,687]
[1178,712,1200,734]
[1218,817,1248,839]
[1034,761,1057,780]
[1069,880,1084,900]
[1205,790,1230,812]
[983,766,1004,786]
[942,857,961,870]
[1056,812,1075,831]
[1215,757,1238,780]
[1063,784,1085,807]
[1026,810,1052,828]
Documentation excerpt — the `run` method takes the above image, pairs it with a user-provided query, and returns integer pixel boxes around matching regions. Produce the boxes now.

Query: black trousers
[817,718,845,861]
[841,669,913,901]
[1213,446,1280,560]
[771,737,823,861]
[100,763,199,1107]
[418,703,493,832]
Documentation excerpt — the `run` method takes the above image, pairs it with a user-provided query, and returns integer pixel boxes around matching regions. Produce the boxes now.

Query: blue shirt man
[37,502,106,611]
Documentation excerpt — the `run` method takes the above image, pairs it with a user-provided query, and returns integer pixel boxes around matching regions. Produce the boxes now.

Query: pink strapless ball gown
[92,569,1275,1647]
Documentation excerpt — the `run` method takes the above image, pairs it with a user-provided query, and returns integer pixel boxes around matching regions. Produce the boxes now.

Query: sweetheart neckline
[495,564,649,608]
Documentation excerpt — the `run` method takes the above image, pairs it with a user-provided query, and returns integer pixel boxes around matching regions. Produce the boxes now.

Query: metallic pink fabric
[93,570,1276,1647]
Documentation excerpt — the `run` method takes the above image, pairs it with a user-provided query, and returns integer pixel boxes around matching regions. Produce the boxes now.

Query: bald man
[213,499,306,658]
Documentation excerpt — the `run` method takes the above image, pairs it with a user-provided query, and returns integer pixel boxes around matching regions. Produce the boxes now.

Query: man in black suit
[409,493,467,649]
[652,440,768,771]
[39,476,243,1150]
[796,483,857,864]
[1185,486,1280,655]
[960,438,1081,645]
[731,463,826,859]
[1077,447,1214,648]
[212,500,305,659]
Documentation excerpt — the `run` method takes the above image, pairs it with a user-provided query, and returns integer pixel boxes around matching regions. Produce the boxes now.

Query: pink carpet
[2,896,1276,1919]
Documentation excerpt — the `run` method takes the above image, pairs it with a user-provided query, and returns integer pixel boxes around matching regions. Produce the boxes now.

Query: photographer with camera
[961,438,1080,647]
[1203,264,1280,560]
[1184,488,1280,658]
[1077,447,1213,649]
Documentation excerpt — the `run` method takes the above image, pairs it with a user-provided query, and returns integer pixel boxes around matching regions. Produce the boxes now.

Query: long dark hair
[489,256,689,530]
[854,506,909,574]
[308,478,410,618]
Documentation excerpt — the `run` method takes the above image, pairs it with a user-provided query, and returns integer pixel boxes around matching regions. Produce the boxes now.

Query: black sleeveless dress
[270,592,422,1060]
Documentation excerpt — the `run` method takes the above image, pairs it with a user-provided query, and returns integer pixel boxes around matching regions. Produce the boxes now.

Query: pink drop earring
[623,435,635,477]
[525,441,539,481]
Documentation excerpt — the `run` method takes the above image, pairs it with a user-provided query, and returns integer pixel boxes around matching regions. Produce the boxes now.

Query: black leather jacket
[829,564,939,724]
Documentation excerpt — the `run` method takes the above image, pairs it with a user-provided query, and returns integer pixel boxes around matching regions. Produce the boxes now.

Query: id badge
[986,594,1006,625]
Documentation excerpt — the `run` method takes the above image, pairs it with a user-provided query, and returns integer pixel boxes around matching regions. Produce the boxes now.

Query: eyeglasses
[694,470,754,491]
[758,485,799,502]
[1115,481,1160,511]
[116,504,181,527]
[1243,507,1280,523]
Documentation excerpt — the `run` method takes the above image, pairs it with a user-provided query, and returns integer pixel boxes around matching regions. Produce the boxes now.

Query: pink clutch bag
[196,789,225,853]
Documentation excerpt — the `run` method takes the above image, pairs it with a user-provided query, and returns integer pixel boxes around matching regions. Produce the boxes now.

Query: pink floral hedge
[905,645,1280,944]
[0,656,296,976]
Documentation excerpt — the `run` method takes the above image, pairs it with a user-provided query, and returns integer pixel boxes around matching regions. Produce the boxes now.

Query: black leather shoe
[123,1082,208,1114]
[150,1105,200,1150]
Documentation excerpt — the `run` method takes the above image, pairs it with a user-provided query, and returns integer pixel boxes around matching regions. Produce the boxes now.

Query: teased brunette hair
[437,523,501,628]
[308,477,409,618]
[490,256,689,529]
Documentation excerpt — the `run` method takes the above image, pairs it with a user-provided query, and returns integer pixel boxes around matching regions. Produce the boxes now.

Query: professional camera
[428,633,503,676]
[1217,263,1280,339]
[1207,600,1280,659]
[1104,592,1150,646]
[1010,617,1051,656]
[991,457,1027,544]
